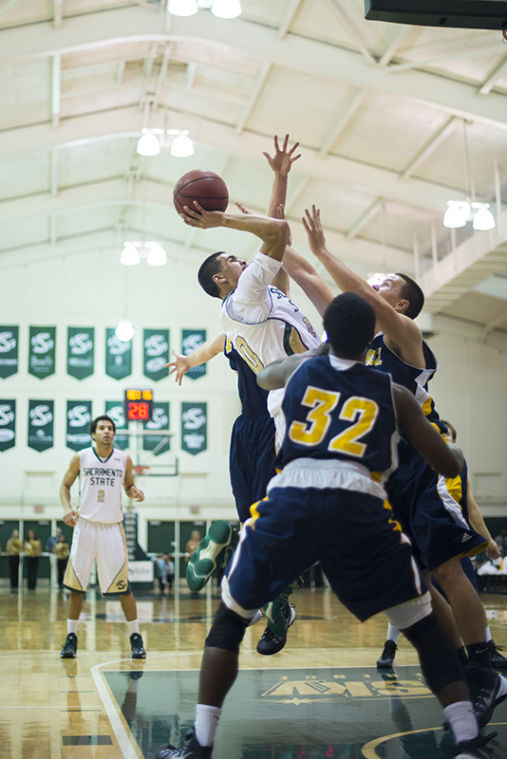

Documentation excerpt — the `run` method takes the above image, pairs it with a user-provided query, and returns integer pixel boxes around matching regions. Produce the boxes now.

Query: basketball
[173,170,229,216]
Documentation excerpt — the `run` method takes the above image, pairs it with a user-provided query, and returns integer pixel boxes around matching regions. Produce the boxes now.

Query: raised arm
[282,246,334,318]
[257,347,325,390]
[181,204,290,261]
[59,454,81,526]
[166,333,225,385]
[393,384,463,478]
[263,134,301,219]
[303,205,423,363]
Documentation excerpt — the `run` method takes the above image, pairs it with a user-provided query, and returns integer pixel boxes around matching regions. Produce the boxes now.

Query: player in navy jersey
[154,293,493,759]
[301,204,507,729]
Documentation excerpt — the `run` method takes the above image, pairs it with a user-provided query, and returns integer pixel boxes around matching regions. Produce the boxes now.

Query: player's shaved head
[323,293,376,359]
[198,252,225,298]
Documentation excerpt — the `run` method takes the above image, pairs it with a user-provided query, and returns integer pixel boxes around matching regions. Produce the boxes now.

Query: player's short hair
[440,420,457,442]
[323,292,376,358]
[395,273,425,319]
[198,252,225,298]
[90,414,116,435]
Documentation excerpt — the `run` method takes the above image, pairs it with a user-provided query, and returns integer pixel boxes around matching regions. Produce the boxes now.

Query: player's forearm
[187,334,224,367]
[267,174,288,218]
[222,213,289,246]
[468,495,493,542]
[312,246,372,299]
[59,484,72,511]
[283,247,334,317]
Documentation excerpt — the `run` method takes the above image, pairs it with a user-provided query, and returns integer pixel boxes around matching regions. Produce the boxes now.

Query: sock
[67,619,78,635]
[194,704,221,747]
[129,620,140,635]
[444,701,479,743]
[466,642,490,668]
[485,626,492,643]
[387,624,400,644]
[457,646,468,667]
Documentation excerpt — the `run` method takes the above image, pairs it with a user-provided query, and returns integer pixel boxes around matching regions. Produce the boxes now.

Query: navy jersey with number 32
[278,355,398,478]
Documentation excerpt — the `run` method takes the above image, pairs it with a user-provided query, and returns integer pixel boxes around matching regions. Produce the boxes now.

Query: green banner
[0,400,15,452]
[105,328,132,380]
[29,326,56,379]
[28,400,54,452]
[105,401,129,450]
[143,329,169,382]
[67,327,94,380]
[0,326,19,379]
[181,402,207,456]
[66,400,92,451]
[182,329,207,380]
[143,402,170,455]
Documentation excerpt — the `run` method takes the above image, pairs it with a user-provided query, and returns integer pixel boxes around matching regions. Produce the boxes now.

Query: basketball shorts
[222,486,427,622]
[387,450,487,572]
[229,412,277,523]
[63,518,130,595]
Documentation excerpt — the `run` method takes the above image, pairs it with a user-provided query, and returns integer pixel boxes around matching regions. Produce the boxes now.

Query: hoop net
[133,465,150,476]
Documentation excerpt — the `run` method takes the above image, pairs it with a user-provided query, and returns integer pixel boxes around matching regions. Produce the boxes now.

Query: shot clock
[124,388,154,422]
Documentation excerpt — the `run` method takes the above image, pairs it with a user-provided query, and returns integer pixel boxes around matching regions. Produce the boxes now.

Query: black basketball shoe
[377,639,397,668]
[466,662,507,728]
[155,729,212,758]
[130,633,146,659]
[488,640,507,669]
[455,731,497,758]
[256,601,296,656]
[60,632,77,659]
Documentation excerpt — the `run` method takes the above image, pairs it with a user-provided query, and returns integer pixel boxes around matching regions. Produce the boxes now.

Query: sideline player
[377,420,507,669]
[154,293,493,759]
[301,204,507,726]
[59,415,146,660]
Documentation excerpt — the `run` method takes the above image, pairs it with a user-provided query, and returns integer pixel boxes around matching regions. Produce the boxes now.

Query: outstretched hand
[302,205,327,256]
[263,134,301,177]
[180,201,226,229]
[165,350,191,386]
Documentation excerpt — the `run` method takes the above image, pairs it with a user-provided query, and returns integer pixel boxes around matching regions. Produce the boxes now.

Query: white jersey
[78,446,126,524]
[220,252,322,421]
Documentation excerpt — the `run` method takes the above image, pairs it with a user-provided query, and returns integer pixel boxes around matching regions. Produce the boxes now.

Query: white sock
[195,704,221,747]
[387,624,400,644]
[67,619,78,635]
[485,626,492,642]
[129,620,140,635]
[444,701,479,743]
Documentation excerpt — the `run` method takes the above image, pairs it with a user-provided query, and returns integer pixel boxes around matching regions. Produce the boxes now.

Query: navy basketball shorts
[222,486,427,622]
[229,412,277,523]
[387,454,487,572]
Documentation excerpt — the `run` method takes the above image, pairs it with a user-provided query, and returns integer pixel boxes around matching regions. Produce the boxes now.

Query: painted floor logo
[260,670,431,705]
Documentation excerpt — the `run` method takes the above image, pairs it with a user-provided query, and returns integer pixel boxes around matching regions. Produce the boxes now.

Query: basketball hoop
[133,465,150,476]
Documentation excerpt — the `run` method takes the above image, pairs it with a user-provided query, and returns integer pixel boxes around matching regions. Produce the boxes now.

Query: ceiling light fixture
[170,130,195,157]
[136,129,161,157]
[115,320,135,342]
[145,242,168,266]
[120,241,168,266]
[211,0,242,18]
[168,0,198,16]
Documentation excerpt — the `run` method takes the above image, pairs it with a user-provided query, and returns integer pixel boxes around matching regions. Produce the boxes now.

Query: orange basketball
[173,170,229,216]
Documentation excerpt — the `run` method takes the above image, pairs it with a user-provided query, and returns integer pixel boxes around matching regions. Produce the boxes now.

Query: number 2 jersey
[78,446,127,523]
[270,354,400,500]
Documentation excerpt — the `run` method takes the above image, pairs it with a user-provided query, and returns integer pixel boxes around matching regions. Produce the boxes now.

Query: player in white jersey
[59,415,146,660]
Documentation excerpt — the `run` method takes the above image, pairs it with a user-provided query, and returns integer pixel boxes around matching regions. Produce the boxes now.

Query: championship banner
[182,329,207,380]
[0,326,19,379]
[181,402,207,456]
[0,400,15,452]
[67,327,94,380]
[29,326,56,379]
[66,400,92,451]
[105,400,129,450]
[143,329,169,382]
[143,402,170,455]
[27,400,54,452]
[105,328,132,380]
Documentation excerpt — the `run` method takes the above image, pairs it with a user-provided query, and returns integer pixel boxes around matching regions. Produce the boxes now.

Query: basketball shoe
[454,732,497,758]
[465,662,507,728]
[155,729,212,758]
[377,640,397,668]
[186,521,235,592]
[60,632,77,659]
[130,633,146,659]
[488,640,507,669]
[257,593,296,656]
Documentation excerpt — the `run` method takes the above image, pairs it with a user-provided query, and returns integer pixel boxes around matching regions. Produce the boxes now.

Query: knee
[432,558,459,586]
[206,602,248,654]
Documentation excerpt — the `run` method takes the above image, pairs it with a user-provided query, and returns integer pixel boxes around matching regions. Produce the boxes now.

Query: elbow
[256,369,270,390]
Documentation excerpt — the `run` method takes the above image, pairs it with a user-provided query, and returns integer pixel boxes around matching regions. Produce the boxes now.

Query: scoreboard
[123,388,154,421]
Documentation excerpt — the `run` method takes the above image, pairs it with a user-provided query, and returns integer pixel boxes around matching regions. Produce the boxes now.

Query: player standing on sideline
[59,415,146,660]
[154,293,494,759]
[300,205,507,728]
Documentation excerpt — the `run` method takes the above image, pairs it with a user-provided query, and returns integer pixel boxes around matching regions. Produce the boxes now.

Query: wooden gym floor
[2,583,507,759]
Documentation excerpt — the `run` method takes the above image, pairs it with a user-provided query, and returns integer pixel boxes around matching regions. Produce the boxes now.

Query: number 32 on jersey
[288,386,379,457]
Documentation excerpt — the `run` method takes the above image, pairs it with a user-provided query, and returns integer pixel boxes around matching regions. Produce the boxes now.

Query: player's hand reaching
[302,205,328,257]
[263,134,301,177]
[486,539,501,560]
[180,202,225,228]
[166,350,191,385]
